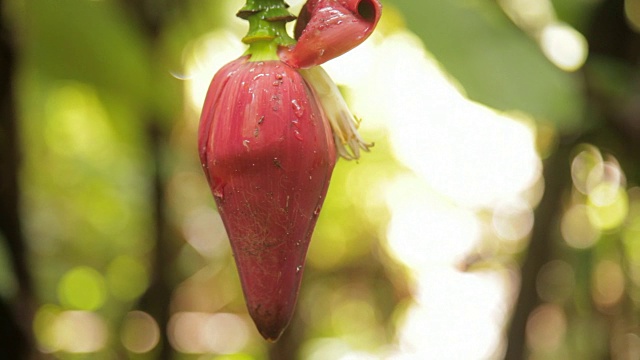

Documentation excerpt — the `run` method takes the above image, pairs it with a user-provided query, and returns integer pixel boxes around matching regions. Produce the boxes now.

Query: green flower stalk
[237,0,296,60]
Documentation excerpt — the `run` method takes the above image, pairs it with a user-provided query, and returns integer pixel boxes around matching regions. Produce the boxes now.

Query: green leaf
[24,0,153,109]
[386,0,585,132]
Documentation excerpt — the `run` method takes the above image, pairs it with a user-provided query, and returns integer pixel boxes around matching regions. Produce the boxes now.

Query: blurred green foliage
[389,0,585,132]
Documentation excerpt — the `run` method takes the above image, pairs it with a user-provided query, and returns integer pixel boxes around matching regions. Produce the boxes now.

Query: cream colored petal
[300,66,372,160]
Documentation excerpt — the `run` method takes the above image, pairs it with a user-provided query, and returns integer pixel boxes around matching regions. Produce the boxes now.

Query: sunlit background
[1,0,640,359]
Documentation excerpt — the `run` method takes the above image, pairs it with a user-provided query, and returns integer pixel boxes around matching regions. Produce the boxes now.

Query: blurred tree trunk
[504,141,572,360]
[137,121,175,359]
[505,0,640,358]
[0,6,35,360]
[118,1,182,358]
[584,1,640,358]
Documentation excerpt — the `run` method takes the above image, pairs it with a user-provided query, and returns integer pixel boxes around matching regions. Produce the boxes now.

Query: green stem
[237,0,296,61]
[246,41,280,61]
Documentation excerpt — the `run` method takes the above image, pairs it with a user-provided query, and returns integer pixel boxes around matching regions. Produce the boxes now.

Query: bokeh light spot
[168,312,250,354]
[57,266,107,311]
[571,144,604,195]
[492,199,534,242]
[623,191,640,287]
[498,0,555,30]
[593,260,625,308]
[587,187,628,230]
[561,204,601,249]
[623,226,640,286]
[203,313,251,354]
[121,311,160,353]
[33,304,63,353]
[621,333,640,360]
[626,0,640,32]
[526,303,567,353]
[586,160,626,206]
[539,22,588,72]
[182,206,227,258]
[53,311,108,353]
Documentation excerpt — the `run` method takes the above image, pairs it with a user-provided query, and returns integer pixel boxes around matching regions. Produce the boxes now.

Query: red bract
[198,56,336,341]
[279,0,382,68]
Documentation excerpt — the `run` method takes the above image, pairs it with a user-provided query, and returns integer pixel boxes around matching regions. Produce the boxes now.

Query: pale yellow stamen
[300,66,372,160]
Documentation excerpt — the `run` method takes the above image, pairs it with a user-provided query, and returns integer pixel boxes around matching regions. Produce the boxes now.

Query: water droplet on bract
[296,265,302,273]
[293,130,303,141]
[313,205,321,216]
[213,182,225,199]
[337,20,343,25]
[275,73,283,80]
[291,99,304,117]
[243,139,250,150]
